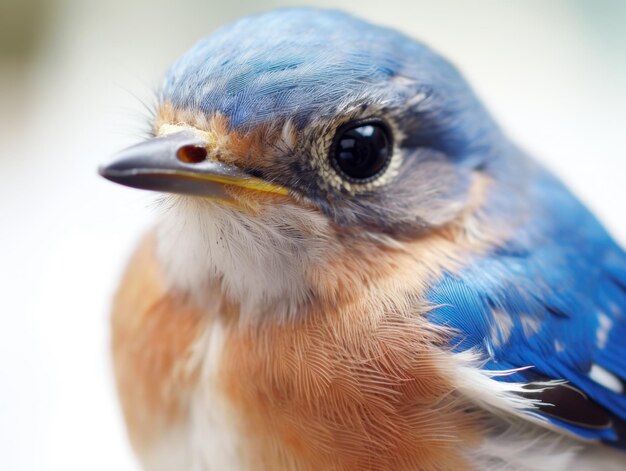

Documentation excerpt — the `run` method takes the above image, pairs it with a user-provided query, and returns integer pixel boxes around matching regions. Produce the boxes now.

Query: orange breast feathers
[111,233,207,456]
[111,227,494,471]
[220,309,483,470]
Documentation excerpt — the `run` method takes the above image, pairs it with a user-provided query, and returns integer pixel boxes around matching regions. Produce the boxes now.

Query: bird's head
[101,9,511,319]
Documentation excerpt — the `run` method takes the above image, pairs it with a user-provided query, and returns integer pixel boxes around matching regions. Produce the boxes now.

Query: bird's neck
[154,171,506,324]
[155,196,332,321]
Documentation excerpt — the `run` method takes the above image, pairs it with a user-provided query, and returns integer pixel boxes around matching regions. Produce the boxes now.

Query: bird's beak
[99,130,288,200]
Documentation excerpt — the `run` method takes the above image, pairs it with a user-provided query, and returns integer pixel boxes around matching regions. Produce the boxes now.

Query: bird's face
[101,9,504,316]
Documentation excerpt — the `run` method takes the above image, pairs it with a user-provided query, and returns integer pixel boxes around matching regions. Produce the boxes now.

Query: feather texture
[428,167,626,446]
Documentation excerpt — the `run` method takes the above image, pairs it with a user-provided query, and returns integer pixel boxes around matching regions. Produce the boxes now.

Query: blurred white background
[0,1,624,470]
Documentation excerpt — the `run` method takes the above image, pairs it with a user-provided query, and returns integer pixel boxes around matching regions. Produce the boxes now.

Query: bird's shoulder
[427,170,626,446]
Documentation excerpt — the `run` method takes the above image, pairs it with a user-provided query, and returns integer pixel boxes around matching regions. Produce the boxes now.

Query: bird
[100,8,626,471]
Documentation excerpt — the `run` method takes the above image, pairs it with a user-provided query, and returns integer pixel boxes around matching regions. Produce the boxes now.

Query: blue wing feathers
[427,169,626,445]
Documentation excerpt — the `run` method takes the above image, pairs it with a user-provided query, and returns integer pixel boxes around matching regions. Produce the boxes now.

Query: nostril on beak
[177,145,208,164]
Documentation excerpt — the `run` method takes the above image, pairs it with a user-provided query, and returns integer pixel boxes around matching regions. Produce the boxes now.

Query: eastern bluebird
[100,8,626,471]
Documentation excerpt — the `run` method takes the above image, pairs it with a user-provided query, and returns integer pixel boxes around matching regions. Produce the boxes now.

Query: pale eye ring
[330,118,393,183]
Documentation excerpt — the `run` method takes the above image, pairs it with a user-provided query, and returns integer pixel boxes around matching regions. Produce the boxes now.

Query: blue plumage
[162,8,492,144]
[428,167,626,445]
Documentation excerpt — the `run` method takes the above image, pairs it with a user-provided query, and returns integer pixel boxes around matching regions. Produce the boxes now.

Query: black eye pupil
[332,120,392,181]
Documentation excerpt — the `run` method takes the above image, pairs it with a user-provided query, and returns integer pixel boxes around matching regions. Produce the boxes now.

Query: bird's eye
[330,119,393,182]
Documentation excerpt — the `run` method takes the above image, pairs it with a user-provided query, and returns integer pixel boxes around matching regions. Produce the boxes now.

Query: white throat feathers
[156,196,332,320]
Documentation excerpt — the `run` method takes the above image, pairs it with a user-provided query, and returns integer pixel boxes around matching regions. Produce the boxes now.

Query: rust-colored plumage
[111,172,499,470]
[111,233,206,454]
